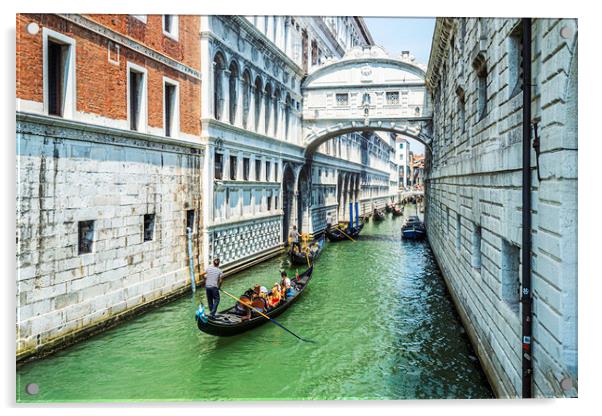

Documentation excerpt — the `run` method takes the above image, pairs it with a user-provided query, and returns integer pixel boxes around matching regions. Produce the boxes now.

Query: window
[243,157,250,180]
[214,152,223,180]
[399,143,404,149]
[163,15,179,40]
[264,83,272,135]
[213,53,226,121]
[265,161,271,181]
[274,163,279,182]
[228,61,239,125]
[143,214,155,242]
[254,77,263,132]
[128,64,147,132]
[471,225,482,269]
[229,155,238,180]
[163,79,179,137]
[501,239,521,312]
[508,23,524,98]
[186,209,195,232]
[274,195,279,210]
[336,93,349,106]
[267,194,272,211]
[456,213,461,252]
[131,15,147,23]
[458,90,466,133]
[473,54,488,120]
[44,29,75,118]
[78,220,94,255]
[255,159,262,181]
[386,91,400,105]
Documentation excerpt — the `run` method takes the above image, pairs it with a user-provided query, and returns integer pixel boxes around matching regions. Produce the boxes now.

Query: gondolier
[205,258,224,318]
[326,212,333,230]
[289,225,301,252]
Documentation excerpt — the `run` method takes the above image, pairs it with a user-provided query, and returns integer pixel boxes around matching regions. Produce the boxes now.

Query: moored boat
[289,234,325,265]
[325,222,364,242]
[401,215,426,240]
[195,266,313,337]
[373,209,385,221]
[384,203,394,213]
[392,206,403,217]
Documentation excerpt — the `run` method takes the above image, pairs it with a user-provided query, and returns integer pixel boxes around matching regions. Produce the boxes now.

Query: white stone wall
[425,18,578,397]
[16,116,203,359]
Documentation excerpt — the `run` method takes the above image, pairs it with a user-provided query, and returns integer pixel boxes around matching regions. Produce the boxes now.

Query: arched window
[228,60,239,125]
[273,87,281,137]
[264,83,272,135]
[241,69,251,129]
[213,52,226,120]
[254,76,262,132]
[284,94,291,140]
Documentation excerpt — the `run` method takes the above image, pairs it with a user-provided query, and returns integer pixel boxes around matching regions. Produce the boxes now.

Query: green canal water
[17,212,493,402]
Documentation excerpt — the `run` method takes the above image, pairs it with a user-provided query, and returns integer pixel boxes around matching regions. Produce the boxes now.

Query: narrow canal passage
[17,211,493,401]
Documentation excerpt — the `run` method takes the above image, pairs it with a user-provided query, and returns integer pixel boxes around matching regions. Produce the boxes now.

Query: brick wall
[16,14,200,137]
[425,18,578,397]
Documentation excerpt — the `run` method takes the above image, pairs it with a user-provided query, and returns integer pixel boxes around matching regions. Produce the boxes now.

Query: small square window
[143,214,155,242]
[163,15,179,40]
[386,91,400,105]
[335,93,349,106]
[78,220,94,255]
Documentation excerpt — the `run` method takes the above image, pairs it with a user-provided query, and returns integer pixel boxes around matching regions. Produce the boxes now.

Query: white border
[162,15,179,41]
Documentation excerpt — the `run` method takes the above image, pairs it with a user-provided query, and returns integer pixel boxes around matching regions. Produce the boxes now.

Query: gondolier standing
[326,212,333,230]
[289,225,301,252]
[205,258,224,318]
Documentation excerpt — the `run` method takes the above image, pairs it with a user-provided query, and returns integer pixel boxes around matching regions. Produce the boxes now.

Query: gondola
[373,209,385,221]
[325,222,364,242]
[384,203,394,213]
[289,234,325,265]
[392,206,403,217]
[195,265,314,337]
[401,215,426,240]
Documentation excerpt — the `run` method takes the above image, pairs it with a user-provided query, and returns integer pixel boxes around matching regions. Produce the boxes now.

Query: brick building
[425,18,577,397]
[16,14,203,360]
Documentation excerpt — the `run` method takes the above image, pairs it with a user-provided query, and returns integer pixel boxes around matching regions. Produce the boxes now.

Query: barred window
[143,214,155,242]
[78,220,94,255]
[386,91,400,105]
[335,93,349,106]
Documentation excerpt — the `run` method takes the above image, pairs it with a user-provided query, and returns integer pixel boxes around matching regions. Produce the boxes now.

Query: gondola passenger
[268,283,282,308]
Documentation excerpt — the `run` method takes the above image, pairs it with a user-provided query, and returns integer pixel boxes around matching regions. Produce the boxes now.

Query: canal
[17,210,493,401]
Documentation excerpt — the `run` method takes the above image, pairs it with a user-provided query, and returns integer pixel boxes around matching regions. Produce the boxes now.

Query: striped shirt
[205,265,224,288]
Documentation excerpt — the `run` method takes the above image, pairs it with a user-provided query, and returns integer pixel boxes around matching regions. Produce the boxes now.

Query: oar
[305,249,311,267]
[334,224,356,242]
[219,288,315,343]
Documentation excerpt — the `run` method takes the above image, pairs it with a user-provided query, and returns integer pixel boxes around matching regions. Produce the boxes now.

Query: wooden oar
[334,224,356,242]
[219,288,315,343]
[305,250,311,267]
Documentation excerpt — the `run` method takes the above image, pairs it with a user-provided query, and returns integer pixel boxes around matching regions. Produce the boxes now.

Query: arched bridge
[302,46,433,155]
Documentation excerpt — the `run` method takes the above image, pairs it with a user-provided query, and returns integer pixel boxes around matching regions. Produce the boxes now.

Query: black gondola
[195,266,314,337]
[289,234,325,265]
[392,206,403,217]
[373,209,385,221]
[325,222,364,242]
[384,203,393,213]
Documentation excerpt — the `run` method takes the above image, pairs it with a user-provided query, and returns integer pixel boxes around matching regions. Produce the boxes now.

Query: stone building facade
[16,14,203,360]
[200,16,401,272]
[425,18,578,397]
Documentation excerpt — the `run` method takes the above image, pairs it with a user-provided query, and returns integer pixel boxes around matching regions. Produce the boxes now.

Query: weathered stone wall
[425,18,577,397]
[16,115,204,360]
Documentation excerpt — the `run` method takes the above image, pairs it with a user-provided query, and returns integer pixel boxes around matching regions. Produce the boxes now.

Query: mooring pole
[521,17,533,399]
[186,226,196,293]
[349,202,354,229]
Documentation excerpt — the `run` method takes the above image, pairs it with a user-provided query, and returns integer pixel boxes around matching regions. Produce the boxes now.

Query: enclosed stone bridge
[301,46,433,155]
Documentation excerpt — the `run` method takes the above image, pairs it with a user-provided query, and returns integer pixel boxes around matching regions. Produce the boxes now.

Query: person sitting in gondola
[282,277,296,299]
[233,294,252,321]
[267,283,282,308]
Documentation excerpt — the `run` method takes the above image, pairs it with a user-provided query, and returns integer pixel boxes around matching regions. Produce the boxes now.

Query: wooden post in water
[186,227,196,293]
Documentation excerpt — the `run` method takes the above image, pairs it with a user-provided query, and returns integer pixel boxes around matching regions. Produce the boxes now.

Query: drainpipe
[521,17,533,399]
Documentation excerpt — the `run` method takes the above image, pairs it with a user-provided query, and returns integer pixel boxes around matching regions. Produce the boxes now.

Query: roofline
[354,17,375,45]
[425,17,454,91]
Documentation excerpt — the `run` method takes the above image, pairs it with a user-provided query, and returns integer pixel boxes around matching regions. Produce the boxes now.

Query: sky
[364,17,434,154]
